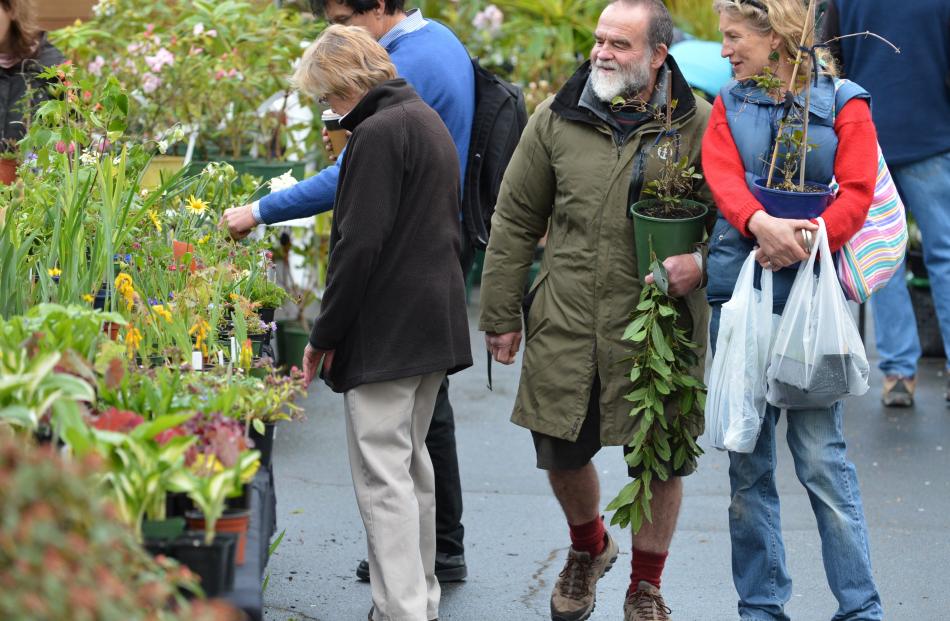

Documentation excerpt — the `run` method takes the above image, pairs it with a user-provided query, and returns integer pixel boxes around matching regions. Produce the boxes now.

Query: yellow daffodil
[47,267,62,278]
[82,294,95,303]
[147,209,162,233]
[185,195,209,214]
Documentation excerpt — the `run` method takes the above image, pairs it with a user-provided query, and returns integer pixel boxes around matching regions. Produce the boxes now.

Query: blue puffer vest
[706,75,869,312]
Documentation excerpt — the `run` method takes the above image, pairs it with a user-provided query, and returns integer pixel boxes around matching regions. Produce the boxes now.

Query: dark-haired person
[479,1,711,619]
[221,0,476,584]
[297,26,471,620]
[0,0,64,167]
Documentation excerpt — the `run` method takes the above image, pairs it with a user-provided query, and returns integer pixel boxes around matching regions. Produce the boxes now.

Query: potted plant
[622,79,709,279]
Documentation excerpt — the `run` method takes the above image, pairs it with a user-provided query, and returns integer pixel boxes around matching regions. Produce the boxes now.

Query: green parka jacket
[479,57,713,445]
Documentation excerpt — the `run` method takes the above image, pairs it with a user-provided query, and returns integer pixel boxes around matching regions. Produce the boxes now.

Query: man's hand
[748,211,818,271]
[644,253,703,297]
[220,204,258,240]
[302,343,334,386]
[485,331,522,365]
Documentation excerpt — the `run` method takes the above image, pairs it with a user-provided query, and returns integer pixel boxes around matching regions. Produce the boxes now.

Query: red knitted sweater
[701,96,878,251]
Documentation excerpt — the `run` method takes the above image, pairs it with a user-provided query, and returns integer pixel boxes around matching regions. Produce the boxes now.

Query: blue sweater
[829,0,950,166]
[258,19,475,223]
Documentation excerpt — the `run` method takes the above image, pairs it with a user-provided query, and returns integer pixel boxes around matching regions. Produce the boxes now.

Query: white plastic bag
[766,218,870,409]
[705,251,775,453]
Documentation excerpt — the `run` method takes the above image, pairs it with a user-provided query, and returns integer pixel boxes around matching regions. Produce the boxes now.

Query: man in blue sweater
[824,0,950,407]
[222,0,475,583]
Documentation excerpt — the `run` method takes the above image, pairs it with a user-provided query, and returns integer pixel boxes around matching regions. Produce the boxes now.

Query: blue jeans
[871,150,950,376]
[710,308,883,621]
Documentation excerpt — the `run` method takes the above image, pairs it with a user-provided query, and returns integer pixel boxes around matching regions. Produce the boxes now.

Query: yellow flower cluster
[115,273,136,311]
[124,326,142,359]
[239,339,253,370]
[151,304,173,323]
[189,317,211,356]
[82,294,95,303]
[47,267,62,278]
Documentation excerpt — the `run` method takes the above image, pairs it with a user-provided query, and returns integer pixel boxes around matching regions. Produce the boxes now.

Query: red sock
[568,517,606,557]
[628,547,668,594]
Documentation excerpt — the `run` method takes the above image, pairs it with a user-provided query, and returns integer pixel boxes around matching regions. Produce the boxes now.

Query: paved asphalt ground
[263,296,950,621]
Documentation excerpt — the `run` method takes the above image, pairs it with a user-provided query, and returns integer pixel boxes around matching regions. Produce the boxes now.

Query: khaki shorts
[530,377,697,478]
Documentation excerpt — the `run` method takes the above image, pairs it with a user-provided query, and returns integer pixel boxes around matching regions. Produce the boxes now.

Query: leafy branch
[606,262,706,533]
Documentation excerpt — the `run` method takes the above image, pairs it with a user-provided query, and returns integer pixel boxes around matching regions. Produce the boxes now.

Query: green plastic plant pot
[275,319,311,373]
[630,199,708,279]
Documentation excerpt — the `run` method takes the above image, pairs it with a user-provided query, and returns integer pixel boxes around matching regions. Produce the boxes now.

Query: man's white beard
[590,57,652,103]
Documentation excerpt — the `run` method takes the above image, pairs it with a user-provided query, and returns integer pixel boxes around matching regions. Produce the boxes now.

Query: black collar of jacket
[550,55,697,128]
[340,78,418,132]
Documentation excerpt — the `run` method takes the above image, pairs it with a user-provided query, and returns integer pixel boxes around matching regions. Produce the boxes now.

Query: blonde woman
[297,25,471,621]
[702,1,882,620]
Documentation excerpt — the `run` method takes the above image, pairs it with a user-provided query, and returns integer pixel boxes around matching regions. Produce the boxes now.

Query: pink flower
[144,23,155,35]
[87,55,105,76]
[145,47,174,73]
[189,46,204,56]
[215,69,226,80]
[473,5,504,35]
[55,140,67,153]
[193,23,205,36]
[141,72,162,93]
[206,29,218,38]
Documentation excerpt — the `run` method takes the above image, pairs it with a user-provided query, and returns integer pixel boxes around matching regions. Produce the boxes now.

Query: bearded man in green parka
[478,1,712,620]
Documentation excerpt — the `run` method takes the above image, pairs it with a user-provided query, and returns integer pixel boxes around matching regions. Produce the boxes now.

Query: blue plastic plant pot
[751,178,833,219]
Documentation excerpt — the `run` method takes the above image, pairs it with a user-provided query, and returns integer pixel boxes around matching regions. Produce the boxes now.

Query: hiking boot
[882,375,915,407]
[550,530,619,621]
[624,581,672,621]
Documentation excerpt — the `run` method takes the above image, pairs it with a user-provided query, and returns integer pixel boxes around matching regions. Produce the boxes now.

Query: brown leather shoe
[623,581,672,621]
[549,530,619,621]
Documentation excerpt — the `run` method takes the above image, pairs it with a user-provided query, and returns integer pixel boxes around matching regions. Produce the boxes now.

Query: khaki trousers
[344,371,444,621]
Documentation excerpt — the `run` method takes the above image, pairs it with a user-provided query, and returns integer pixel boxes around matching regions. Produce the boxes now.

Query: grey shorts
[531,378,697,478]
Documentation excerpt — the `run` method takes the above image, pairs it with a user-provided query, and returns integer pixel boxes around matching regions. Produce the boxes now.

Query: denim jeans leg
[785,402,883,621]
[892,151,950,372]
[870,258,920,377]
[728,406,792,621]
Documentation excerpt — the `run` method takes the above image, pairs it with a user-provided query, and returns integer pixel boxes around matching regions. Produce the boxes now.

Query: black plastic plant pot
[751,178,833,219]
[249,422,276,469]
[770,353,852,409]
[165,491,195,519]
[258,307,276,324]
[629,199,708,280]
[169,532,237,597]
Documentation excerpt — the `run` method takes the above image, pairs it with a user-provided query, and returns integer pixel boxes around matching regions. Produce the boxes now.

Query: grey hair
[610,0,674,51]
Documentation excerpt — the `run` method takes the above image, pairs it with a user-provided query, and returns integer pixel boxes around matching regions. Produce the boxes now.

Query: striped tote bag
[833,144,907,303]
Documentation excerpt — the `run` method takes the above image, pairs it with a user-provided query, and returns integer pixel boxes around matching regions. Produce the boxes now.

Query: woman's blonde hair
[292,25,397,100]
[712,0,837,79]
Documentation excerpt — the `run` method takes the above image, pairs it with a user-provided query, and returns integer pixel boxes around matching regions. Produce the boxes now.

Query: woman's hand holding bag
[766,218,870,409]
